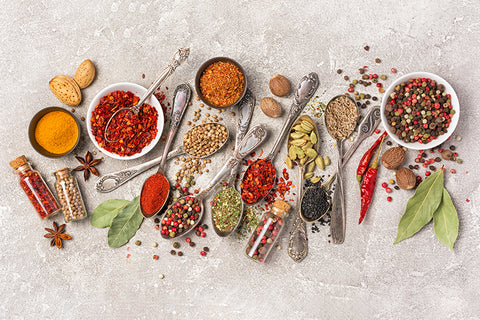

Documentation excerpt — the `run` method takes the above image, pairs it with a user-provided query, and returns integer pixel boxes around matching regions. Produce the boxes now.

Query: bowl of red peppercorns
[381,72,459,150]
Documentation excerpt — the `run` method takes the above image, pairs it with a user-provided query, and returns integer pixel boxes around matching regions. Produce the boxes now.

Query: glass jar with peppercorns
[54,168,87,222]
[245,199,291,263]
[9,155,60,219]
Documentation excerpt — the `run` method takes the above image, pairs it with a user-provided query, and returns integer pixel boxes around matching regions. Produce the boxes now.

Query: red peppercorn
[450,169,456,174]
[387,196,392,202]
[425,171,431,176]
[194,206,200,212]
[374,128,380,134]
[382,182,387,188]
[182,187,188,192]
[201,232,206,238]
[153,255,159,260]
[200,251,206,256]
[347,88,354,93]
[198,226,204,232]
[186,238,191,243]
[386,188,392,193]
[391,68,396,73]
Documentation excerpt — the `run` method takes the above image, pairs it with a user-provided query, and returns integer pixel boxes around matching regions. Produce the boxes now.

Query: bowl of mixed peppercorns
[381,72,459,150]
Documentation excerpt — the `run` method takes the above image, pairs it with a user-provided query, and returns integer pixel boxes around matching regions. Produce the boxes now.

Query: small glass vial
[54,168,87,222]
[9,155,60,219]
[245,199,291,263]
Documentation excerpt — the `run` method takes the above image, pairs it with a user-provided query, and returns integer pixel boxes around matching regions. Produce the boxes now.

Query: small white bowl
[86,82,164,160]
[380,72,460,150]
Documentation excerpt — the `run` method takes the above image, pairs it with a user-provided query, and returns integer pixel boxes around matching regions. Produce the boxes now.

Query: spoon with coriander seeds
[324,95,358,244]
[140,84,191,218]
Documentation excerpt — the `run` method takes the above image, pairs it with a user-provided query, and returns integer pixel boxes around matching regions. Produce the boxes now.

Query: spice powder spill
[325,96,358,140]
[212,187,242,233]
[35,110,78,154]
[199,61,245,107]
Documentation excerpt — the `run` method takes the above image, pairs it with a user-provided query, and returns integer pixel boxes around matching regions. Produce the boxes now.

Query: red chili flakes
[199,61,245,107]
[90,90,159,157]
[240,159,276,204]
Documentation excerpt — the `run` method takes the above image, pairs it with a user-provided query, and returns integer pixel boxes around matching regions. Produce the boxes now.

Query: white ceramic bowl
[380,72,460,150]
[86,82,164,160]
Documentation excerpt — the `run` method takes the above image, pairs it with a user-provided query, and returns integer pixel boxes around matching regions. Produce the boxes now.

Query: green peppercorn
[135,240,141,246]
[173,242,180,249]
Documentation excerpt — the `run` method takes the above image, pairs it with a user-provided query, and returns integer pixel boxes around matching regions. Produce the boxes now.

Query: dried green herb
[91,199,129,228]
[394,169,444,244]
[107,197,144,248]
[433,188,459,251]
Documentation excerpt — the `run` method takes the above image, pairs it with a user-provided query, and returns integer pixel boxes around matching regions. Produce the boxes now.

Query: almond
[260,97,282,118]
[73,59,95,89]
[49,75,82,106]
[381,147,405,170]
[396,167,416,190]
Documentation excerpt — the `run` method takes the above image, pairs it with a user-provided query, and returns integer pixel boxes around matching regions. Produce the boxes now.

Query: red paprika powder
[140,173,169,216]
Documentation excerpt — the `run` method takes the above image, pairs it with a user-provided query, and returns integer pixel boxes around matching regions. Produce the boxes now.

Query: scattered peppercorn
[337,69,342,74]
[173,242,180,249]
[178,251,183,256]
[387,196,392,202]
[203,247,209,252]
[135,240,141,246]
[375,58,381,63]
[189,241,196,247]
[200,251,206,256]
[170,250,176,255]
[364,45,370,51]
[153,255,159,260]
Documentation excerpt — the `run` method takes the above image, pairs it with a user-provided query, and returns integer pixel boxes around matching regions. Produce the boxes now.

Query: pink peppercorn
[382,182,387,188]
[425,171,431,176]
[387,197,392,202]
[450,169,456,174]
[200,251,206,256]
[386,188,392,193]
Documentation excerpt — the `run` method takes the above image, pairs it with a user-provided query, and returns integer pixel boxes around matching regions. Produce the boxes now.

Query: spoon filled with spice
[324,95,358,244]
[211,89,255,237]
[159,125,267,239]
[140,84,191,218]
[286,115,319,262]
[104,48,190,143]
[240,72,319,205]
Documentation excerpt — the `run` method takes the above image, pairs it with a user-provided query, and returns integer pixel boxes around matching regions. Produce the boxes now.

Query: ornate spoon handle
[287,165,308,262]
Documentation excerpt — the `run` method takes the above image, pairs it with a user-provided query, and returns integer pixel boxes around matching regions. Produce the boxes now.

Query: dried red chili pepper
[356,131,387,186]
[359,136,385,224]
[90,90,158,157]
[240,159,276,204]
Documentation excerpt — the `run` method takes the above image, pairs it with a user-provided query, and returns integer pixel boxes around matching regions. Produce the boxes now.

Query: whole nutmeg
[260,97,282,118]
[381,147,406,170]
[396,167,416,190]
[441,149,453,160]
[269,74,290,97]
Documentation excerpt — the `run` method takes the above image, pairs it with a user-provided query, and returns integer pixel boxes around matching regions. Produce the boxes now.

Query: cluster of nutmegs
[260,74,291,118]
[381,146,416,190]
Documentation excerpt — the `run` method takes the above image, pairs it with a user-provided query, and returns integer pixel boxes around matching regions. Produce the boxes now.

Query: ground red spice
[91,90,158,156]
[141,173,169,216]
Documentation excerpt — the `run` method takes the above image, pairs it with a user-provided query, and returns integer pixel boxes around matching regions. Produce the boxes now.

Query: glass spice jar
[9,155,60,219]
[245,199,291,263]
[54,168,87,222]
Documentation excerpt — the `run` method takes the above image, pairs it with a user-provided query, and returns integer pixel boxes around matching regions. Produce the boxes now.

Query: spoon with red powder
[140,84,191,218]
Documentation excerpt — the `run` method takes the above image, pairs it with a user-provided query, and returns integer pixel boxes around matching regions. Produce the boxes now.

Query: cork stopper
[9,155,28,170]
[271,199,291,218]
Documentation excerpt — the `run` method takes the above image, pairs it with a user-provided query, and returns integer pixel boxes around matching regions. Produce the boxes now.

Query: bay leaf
[90,199,129,228]
[433,188,459,251]
[394,169,444,244]
[107,197,144,248]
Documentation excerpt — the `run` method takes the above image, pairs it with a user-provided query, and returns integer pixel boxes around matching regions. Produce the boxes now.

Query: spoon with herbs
[212,89,255,237]
[286,115,319,262]
[324,95,358,244]
[140,84,191,218]
[159,125,267,239]
[240,73,319,205]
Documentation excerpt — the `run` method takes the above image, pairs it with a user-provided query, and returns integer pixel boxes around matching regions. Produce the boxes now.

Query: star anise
[73,151,102,181]
[44,222,72,249]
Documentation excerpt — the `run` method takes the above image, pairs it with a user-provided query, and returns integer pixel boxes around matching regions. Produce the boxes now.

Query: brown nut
[381,147,405,170]
[49,75,82,106]
[260,97,282,118]
[269,74,290,97]
[441,149,453,160]
[396,167,416,190]
[74,59,95,89]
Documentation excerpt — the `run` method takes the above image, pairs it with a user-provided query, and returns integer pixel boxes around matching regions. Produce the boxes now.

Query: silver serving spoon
[95,123,229,193]
[299,105,382,223]
[212,89,255,237]
[240,73,320,205]
[104,48,189,143]
[324,95,358,244]
[286,115,319,262]
[159,125,267,239]
[139,84,191,218]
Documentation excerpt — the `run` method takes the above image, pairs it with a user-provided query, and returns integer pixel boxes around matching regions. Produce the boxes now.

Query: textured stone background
[1,1,479,319]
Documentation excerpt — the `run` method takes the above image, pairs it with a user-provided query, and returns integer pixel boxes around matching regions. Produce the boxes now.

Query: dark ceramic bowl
[195,57,247,109]
[28,107,81,158]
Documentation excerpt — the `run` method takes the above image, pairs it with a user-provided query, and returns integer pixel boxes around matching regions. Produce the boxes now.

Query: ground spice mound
[325,96,358,140]
[35,111,78,154]
[199,61,245,107]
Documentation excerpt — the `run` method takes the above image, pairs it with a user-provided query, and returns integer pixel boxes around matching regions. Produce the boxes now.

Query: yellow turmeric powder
[35,111,79,154]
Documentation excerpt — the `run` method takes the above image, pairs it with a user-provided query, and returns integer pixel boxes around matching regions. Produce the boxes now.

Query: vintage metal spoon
[299,106,382,223]
[212,89,255,237]
[287,115,319,262]
[104,48,190,142]
[139,84,191,218]
[324,95,358,244]
[95,123,229,193]
[240,72,319,205]
[159,125,267,239]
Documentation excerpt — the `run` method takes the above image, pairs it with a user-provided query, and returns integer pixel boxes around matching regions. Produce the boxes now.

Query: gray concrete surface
[1,1,479,319]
